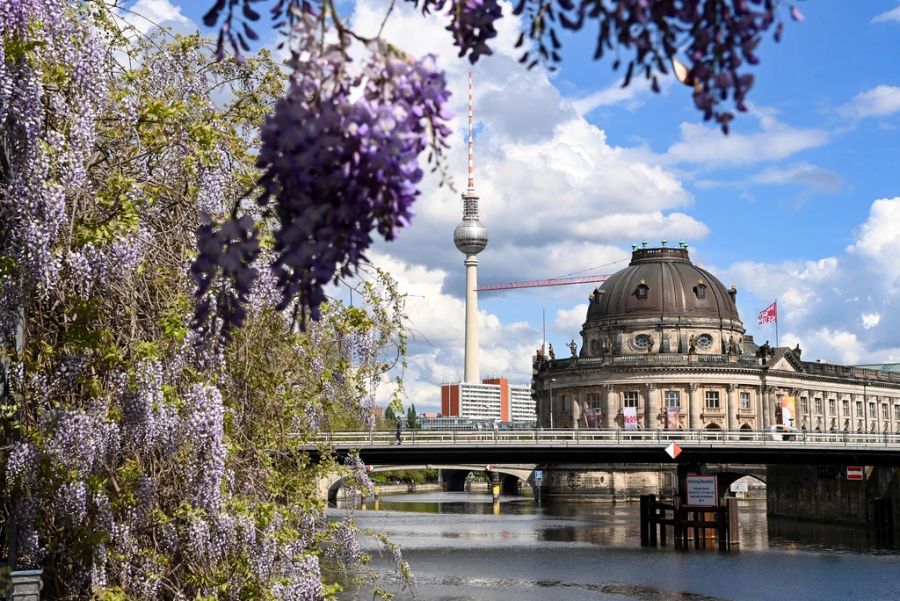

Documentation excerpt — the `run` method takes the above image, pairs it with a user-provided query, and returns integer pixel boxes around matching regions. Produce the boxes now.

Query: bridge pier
[767,464,899,540]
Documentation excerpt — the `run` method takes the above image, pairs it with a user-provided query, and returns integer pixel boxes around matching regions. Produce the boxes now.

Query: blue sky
[133,1,900,413]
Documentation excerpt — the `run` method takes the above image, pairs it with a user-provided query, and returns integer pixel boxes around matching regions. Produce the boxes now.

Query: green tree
[406,404,421,430]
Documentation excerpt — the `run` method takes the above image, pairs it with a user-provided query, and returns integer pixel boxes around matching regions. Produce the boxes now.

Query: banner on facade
[666,407,680,429]
[583,408,598,428]
[623,406,639,429]
[780,395,797,428]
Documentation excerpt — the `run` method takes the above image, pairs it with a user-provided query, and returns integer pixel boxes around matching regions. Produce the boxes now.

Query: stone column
[647,383,660,429]
[604,384,616,428]
[767,387,779,428]
[571,393,581,429]
[689,383,701,429]
[726,384,738,430]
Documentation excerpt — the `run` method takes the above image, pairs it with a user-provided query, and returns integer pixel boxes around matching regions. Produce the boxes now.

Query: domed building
[533,244,900,436]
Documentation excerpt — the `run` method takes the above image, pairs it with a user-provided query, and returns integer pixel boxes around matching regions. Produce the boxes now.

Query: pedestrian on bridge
[395,416,403,445]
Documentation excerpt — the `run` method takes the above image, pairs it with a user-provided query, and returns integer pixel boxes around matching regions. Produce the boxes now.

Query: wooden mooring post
[639,494,740,551]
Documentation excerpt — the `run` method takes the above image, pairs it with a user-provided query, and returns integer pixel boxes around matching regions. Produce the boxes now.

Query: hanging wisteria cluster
[1,2,406,598]
[192,7,452,337]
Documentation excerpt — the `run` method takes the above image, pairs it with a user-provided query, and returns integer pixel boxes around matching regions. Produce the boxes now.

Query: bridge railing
[312,429,900,448]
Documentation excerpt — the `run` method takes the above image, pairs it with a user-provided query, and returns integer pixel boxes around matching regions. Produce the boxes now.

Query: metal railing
[311,428,900,449]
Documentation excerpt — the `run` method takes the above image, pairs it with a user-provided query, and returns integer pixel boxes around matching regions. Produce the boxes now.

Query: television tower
[453,71,489,383]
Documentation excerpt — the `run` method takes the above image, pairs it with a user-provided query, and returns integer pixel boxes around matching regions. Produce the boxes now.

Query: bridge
[309,428,900,466]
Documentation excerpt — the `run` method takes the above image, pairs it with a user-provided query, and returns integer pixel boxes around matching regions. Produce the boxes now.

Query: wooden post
[674,496,684,548]
[692,509,706,549]
[727,497,740,548]
[659,504,667,547]
[640,495,649,546]
[717,504,728,551]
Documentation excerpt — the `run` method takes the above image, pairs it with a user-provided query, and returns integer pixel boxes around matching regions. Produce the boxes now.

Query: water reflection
[346,492,898,555]
[335,492,900,601]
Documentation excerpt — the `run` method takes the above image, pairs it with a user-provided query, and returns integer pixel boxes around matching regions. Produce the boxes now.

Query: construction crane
[477,274,611,292]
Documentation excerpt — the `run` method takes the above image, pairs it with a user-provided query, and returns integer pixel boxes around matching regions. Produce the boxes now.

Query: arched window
[635,282,649,299]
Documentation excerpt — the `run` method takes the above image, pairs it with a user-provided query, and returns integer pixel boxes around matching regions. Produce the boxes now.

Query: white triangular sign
[665,442,682,460]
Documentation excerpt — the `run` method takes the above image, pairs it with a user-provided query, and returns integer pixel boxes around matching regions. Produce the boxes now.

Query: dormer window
[635,280,649,299]
[694,280,707,299]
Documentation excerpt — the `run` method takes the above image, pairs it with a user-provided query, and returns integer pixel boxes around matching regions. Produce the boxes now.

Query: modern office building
[440,377,535,424]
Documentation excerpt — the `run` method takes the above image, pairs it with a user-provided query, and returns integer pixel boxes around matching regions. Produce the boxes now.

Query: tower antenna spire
[467,70,475,193]
[454,70,488,383]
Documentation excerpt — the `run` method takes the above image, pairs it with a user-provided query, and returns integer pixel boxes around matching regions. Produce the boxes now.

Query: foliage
[370,469,438,485]
[0,3,406,599]
[406,404,421,430]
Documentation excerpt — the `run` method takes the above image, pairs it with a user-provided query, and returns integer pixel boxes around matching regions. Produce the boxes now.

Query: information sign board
[686,474,718,507]
[534,470,543,480]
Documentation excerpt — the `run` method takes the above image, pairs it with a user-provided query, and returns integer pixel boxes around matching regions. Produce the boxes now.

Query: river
[332,491,899,601]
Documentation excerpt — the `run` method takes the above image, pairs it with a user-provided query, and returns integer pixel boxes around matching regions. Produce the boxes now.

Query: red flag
[758,301,777,324]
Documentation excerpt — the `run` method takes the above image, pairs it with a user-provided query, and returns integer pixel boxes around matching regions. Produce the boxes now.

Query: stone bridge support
[767,464,900,535]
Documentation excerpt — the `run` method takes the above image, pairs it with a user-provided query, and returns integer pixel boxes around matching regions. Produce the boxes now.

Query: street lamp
[548,378,557,429]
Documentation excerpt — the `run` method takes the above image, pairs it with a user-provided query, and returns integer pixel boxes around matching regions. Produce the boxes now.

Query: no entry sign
[846,466,864,481]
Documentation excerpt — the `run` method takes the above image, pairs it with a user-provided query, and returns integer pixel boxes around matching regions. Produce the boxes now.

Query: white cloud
[696,163,844,195]
[571,75,671,115]
[872,5,900,23]
[724,198,900,365]
[555,304,587,333]
[803,329,865,365]
[663,111,829,167]
[862,313,881,329]
[846,197,900,283]
[838,85,900,120]
[370,253,540,413]
[118,0,195,35]
[572,211,709,240]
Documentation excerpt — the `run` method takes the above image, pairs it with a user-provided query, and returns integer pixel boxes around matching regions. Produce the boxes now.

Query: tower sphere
[453,218,489,255]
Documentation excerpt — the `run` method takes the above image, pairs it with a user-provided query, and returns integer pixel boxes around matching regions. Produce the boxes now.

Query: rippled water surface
[332,492,899,601]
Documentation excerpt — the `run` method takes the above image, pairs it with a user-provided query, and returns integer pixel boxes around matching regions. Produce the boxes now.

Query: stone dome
[587,247,740,324]
[581,247,744,356]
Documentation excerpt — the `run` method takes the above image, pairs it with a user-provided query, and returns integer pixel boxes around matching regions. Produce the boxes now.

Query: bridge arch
[324,464,537,504]
[703,464,767,492]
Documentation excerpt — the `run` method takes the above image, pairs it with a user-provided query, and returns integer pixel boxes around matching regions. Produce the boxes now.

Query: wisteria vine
[1,2,404,598]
